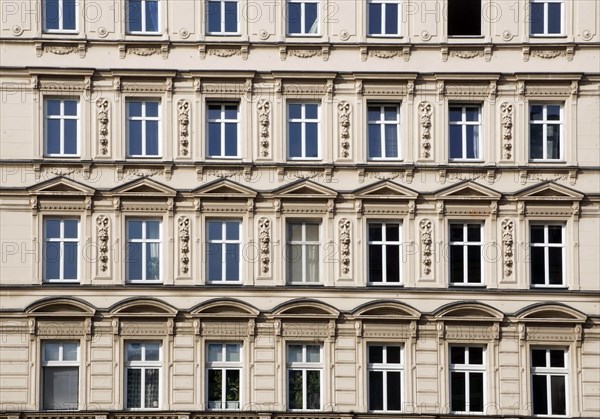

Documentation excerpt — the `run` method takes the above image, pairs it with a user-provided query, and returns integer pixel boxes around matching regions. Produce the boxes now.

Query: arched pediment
[108,298,177,318]
[111,177,176,197]
[28,176,96,196]
[190,298,259,318]
[26,297,96,317]
[192,179,257,199]
[514,181,584,202]
[434,181,501,201]
[352,300,421,320]
[272,299,340,319]
[434,301,504,322]
[273,180,338,199]
[353,180,419,200]
[516,303,587,324]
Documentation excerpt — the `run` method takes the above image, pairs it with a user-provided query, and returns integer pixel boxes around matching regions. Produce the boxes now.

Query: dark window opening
[448,0,481,36]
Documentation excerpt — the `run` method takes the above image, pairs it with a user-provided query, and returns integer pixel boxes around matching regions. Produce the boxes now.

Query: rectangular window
[125,342,161,409]
[207,103,239,158]
[529,104,563,161]
[42,341,79,410]
[450,346,486,413]
[449,223,483,285]
[206,220,242,283]
[448,0,481,36]
[287,0,319,35]
[368,0,401,36]
[530,0,563,36]
[449,105,481,160]
[287,344,322,410]
[127,0,160,33]
[531,348,568,416]
[43,0,77,32]
[206,343,242,410]
[368,222,402,284]
[127,100,161,157]
[530,224,565,287]
[43,219,79,282]
[45,99,79,156]
[207,0,239,34]
[367,344,403,411]
[126,220,161,282]
[286,222,320,284]
[288,103,320,159]
[368,104,401,159]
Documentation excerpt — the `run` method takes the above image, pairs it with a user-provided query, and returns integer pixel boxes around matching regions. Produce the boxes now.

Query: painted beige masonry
[0,0,599,417]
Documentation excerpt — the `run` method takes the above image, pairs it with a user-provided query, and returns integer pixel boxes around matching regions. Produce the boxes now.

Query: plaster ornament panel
[209,48,241,57]
[178,216,191,275]
[96,98,110,155]
[258,217,271,274]
[501,218,514,278]
[257,99,271,158]
[418,101,433,158]
[177,100,190,157]
[369,49,399,59]
[337,101,351,158]
[449,49,484,59]
[445,84,490,97]
[96,215,109,273]
[338,218,351,275]
[288,48,321,58]
[39,80,84,91]
[419,219,433,276]
[501,103,513,160]
[40,166,82,176]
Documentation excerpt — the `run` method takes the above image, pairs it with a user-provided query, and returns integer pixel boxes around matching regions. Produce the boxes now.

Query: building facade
[0,0,599,418]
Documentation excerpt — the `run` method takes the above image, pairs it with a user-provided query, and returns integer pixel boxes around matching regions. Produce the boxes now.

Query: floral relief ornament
[257,100,271,157]
[501,219,514,277]
[258,218,271,274]
[420,219,433,275]
[337,101,351,158]
[96,216,109,272]
[177,100,190,156]
[97,98,109,155]
[501,103,513,159]
[419,102,433,158]
[338,219,351,274]
[178,216,190,274]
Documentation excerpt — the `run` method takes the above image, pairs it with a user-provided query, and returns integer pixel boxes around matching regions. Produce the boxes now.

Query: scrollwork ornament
[501,103,513,159]
[177,100,190,156]
[420,219,433,275]
[96,98,109,155]
[501,218,514,277]
[419,102,433,158]
[178,216,190,275]
[96,216,109,272]
[258,100,271,157]
[258,218,271,274]
[338,218,351,274]
[337,101,351,158]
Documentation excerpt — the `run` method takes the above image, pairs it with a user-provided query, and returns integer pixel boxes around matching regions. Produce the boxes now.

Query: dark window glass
[448,0,481,36]
[451,371,466,411]
[369,370,384,410]
[532,374,548,415]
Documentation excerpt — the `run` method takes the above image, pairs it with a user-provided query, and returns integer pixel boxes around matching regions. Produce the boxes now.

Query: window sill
[286,34,322,38]
[126,281,163,285]
[529,160,566,164]
[367,34,403,39]
[448,35,485,39]
[530,285,568,290]
[530,34,567,38]
[449,284,487,288]
[126,32,162,36]
[368,283,404,287]
[206,33,242,37]
[43,30,79,35]
[42,280,80,284]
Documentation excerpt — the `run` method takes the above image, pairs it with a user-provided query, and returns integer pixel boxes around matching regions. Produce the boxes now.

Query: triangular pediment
[353,180,418,200]
[514,182,583,201]
[434,181,501,200]
[192,179,257,198]
[273,180,338,199]
[111,177,176,197]
[28,177,96,196]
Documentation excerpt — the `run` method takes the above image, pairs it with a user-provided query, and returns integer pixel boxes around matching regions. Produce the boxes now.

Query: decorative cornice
[337,101,351,159]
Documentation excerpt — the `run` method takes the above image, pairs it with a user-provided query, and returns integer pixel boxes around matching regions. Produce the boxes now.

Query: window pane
[387,346,401,364]
[288,122,302,157]
[304,3,318,34]
[224,2,238,32]
[226,222,240,240]
[306,345,320,363]
[127,0,142,32]
[550,375,566,415]
[63,242,78,279]
[305,223,319,241]
[126,368,141,408]
[451,371,466,412]
[547,3,562,34]
[63,100,77,115]
[548,247,563,285]
[369,371,384,410]
[47,119,61,154]
[226,344,240,362]
[146,243,160,280]
[127,343,142,361]
[44,343,60,361]
[369,345,383,364]
[225,123,238,156]
[145,343,160,361]
[449,107,462,122]
[208,344,222,362]
[46,219,61,239]
[145,120,159,156]
[306,244,319,282]
[44,243,60,279]
[207,243,223,281]
[288,345,302,363]
[288,370,303,409]
[385,3,399,34]
[387,371,402,410]
[305,122,319,158]
[384,124,398,157]
[469,347,483,365]
[208,222,222,241]
[287,245,302,282]
[531,225,545,243]
[226,369,240,403]
[531,247,545,285]
[467,224,481,242]
[208,105,221,120]
[547,226,562,243]
[451,346,465,365]
[305,104,318,119]
[144,368,159,408]
[288,104,302,119]
[386,245,400,282]
[225,243,240,281]
[128,120,142,155]
[387,224,400,241]
[207,1,221,32]
[466,125,479,159]
[145,1,159,32]
[449,125,463,158]
[368,106,381,121]
[448,0,481,35]
[43,367,78,410]
[368,124,382,158]
[369,245,383,283]
[287,3,301,33]
[306,370,321,409]
[450,245,464,283]
[369,224,382,242]
[532,349,547,367]
[44,0,60,30]
[289,223,302,241]
[368,3,382,35]
[62,343,77,361]
[530,2,544,34]
[126,242,142,280]
[470,372,484,412]
[465,107,479,121]
[547,105,561,120]
[532,374,548,415]
[63,220,78,238]
[550,350,565,368]
[208,369,222,404]
[467,245,481,283]
[128,101,142,117]
[547,124,561,159]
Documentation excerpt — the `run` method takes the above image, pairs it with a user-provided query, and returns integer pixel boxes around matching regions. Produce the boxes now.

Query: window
[207,103,239,158]
[530,0,563,36]
[530,104,563,161]
[368,104,400,159]
[45,99,79,156]
[287,0,319,35]
[43,219,79,282]
[287,344,322,410]
[367,0,401,36]
[43,0,77,32]
[127,0,160,33]
[531,348,567,416]
[449,346,485,413]
[42,341,79,410]
[530,224,565,287]
[207,0,239,34]
[367,344,403,411]
[206,343,242,410]
[125,342,161,409]
[449,223,483,285]
[127,100,160,157]
[206,220,241,283]
[288,103,320,159]
[286,222,320,284]
[368,222,402,284]
[447,0,481,36]
[126,220,161,282]
[449,105,481,160]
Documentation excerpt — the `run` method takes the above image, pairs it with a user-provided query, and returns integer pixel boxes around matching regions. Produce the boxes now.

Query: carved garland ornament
[178,216,190,274]
[96,216,109,272]
[338,218,351,274]
[96,98,109,155]
[501,219,514,277]
[177,100,190,156]
[420,219,433,275]
[337,101,351,158]
[257,100,271,157]
[419,102,433,158]
[258,218,271,274]
[501,103,513,159]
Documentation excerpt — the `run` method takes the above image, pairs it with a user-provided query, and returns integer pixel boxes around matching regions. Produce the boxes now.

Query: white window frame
[529,104,564,162]
[367,104,401,160]
[41,341,80,410]
[286,221,321,284]
[44,98,80,157]
[206,103,240,159]
[286,0,320,36]
[287,102,321,160]
[43,0,78,33]
[43,218,80,283]
[205,343,243,410]
[126,219,162,283]
[529,223,566,288]
[448,105,482,161]
[206,0,240,35]
[126,0,161,34]
[286,343,323,411]
[449,345,486,414]
[367,0,402,37]
[205,219,242,284]
[448,223,484,286]
[530,348,569,417]
[530,0,564,36]
[124,341,162,410]
[367,344,404,412]
[126,100,161,158]
[367,222,403,285]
